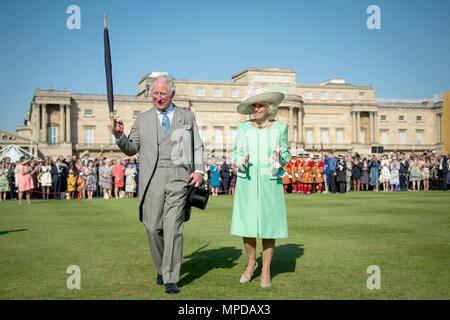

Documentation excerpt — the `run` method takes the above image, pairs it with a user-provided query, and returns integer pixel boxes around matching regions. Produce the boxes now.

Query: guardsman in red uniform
[313,154,324,193]
[303,153,314,194]
[286,152,298,193]
[297,153,304,194]
[281,164,291,194]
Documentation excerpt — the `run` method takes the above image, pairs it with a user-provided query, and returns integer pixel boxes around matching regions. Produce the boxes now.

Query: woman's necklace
[256,119,269,129]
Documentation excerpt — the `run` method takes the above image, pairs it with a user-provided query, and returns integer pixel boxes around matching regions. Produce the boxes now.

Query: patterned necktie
[162,110,170,134]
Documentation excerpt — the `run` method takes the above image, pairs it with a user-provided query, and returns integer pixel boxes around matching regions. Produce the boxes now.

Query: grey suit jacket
[116,105,205,222]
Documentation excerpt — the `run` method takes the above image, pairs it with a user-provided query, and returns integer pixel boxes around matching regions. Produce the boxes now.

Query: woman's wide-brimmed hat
[236,88,285,115]
[19,156,32,165]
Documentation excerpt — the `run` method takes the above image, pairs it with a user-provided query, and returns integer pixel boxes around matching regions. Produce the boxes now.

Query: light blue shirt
[156,103,174,126]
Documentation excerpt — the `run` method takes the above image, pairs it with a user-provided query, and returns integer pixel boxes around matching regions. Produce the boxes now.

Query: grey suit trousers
[143,164,190,284]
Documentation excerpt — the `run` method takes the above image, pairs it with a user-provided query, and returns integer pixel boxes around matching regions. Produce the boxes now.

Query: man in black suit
[399,152,409,191]
[51,157,66,199]
[221,157,231,194]
[438,153,448,191]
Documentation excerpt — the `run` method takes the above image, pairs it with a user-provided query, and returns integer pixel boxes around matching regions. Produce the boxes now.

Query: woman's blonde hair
[251,102,277,119]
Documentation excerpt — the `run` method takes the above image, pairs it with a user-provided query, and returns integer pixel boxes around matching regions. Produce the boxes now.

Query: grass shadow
[179,244,242,287]
[0,228,29,235]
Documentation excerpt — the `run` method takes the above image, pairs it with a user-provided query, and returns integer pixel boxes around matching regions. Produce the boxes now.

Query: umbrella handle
[110,112,116,135]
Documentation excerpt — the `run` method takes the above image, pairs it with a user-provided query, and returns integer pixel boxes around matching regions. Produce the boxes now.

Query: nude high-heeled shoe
[239,262,258,283]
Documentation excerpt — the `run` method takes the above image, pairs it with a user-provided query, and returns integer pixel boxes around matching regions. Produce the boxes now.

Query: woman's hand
[243,154,250,168]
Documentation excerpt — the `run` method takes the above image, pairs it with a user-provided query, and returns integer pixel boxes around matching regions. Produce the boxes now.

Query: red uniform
[303,159,314,194]
[286,160,298,193]
[313,160,324,193]
[297,159,304,194]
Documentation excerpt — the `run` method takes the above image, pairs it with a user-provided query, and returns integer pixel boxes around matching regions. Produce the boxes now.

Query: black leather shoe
[165,283,180,294]
[156,274,163,286]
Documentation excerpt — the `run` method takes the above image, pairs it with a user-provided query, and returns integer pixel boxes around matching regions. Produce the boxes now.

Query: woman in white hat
[231,88,290,288]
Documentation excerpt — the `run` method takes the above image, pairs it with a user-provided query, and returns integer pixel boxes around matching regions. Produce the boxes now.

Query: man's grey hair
[150,75,176,95]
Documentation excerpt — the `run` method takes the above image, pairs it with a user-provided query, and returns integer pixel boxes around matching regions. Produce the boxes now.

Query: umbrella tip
[104,14,107,28]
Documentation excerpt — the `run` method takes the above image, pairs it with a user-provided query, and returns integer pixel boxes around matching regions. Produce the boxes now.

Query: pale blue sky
[1,0,449,133]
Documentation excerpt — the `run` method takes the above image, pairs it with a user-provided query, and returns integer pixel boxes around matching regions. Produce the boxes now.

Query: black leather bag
[184,125,209,222]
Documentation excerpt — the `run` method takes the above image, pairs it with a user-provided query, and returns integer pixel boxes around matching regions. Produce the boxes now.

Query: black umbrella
[103,15,115,132]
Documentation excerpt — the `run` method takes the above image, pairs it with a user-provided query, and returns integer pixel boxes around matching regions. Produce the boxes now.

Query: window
[399,131,406,145]
[214,129,223,146]
[416,115,422,121]
[380,115,387,121]
[416,131,423,145]
[321,129,328,145]
[85,128,94,146]
[336,129,343,145]
[48,127,58,144]
[304,91,312,100]
[381,131,388,145]
[231,89,238,98]
[360,128,365,144]
[213,88,221,97]
[399,115,405,121]
[84,109,93,116]
[320,92,327,100]
[133,110,140,117]
[335,92,342,101]
[306,129,313,144]
[196,88,205,97]
[359,91,366,98]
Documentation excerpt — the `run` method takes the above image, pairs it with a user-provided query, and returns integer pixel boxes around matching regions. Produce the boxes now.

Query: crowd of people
[0,151,139,204]
[281,151,450,194]
[1,150,449,204]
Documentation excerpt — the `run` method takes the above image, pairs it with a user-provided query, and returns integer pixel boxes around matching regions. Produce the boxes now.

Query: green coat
[230,120,290,239]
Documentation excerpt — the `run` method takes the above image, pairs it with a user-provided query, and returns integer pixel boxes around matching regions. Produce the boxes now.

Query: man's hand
[189,172,203,187]
[113,119,124,139]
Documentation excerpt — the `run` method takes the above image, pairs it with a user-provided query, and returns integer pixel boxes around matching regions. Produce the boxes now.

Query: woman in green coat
[231,89,290,288]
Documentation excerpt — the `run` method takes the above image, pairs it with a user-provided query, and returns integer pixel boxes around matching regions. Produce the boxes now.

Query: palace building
[4,67,449,158]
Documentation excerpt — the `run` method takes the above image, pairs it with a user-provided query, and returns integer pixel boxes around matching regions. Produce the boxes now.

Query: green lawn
[0,191,449,300]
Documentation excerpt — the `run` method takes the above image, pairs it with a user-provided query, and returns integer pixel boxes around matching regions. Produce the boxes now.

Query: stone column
[289,107,294,144]
[437,113,442,143]
[60,104,65,143]
[351,111,356,143]
[369,112,374,144]
[297,108,303,144]
[66,104,71,143]
[356,111,361,144]
[41,104,47,143]
[374,112,378,144]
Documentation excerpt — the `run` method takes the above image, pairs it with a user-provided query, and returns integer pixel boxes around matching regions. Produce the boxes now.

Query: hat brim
[237,92,285,115]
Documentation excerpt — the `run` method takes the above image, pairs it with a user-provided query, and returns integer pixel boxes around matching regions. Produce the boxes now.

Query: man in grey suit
[112,75,204,294]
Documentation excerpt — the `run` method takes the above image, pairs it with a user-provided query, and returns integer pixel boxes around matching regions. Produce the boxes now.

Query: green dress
[231,120,290,239]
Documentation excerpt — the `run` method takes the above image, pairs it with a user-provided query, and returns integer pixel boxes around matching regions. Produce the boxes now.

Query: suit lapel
[172,105,185,130]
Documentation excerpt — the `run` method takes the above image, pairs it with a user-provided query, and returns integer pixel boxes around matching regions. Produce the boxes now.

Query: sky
[0,0,449,133]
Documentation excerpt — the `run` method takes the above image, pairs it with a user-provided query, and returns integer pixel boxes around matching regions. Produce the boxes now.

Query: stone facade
[8,67,448,158]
